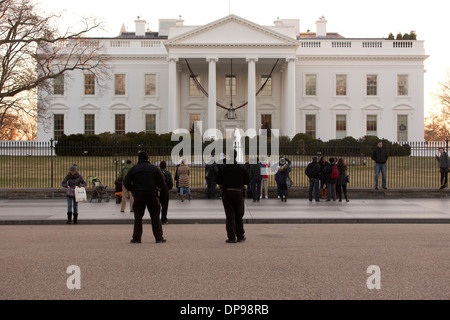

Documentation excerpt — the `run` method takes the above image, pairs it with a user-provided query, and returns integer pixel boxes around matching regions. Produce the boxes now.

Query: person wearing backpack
[159,161,173,224]
[305,156,321,202]
[324,157,338,201]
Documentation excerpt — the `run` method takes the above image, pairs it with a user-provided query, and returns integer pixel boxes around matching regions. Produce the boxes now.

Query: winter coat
[336,166,348,186]
[372,147,388,164]
[323,163,338,184]
[436,152,450,169]
[249,163,262,180]
[118,163,132,181]
[122,160,165,195]
[62,172,86,189]
[305,160,321,179]
[178,163,190,187]
[275,164,291,185]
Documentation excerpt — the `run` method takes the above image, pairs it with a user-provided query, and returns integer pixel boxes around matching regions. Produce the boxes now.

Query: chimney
[274,17,282,26]
[176,15,184,26]
[135,16,146,37]
[315,16,327,38]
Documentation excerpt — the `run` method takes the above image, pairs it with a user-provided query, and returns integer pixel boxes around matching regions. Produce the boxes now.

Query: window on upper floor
[225,75,236,96]
[114,74,126,95]
[189,75,200,96]
[366,75,377,96]
[84,74,95,95]
[260,75,272,96]
[336,74,347,96]
[145,74,157,96]
[53,75,64,95]
[305,74,317,96]
[397,74,408,96]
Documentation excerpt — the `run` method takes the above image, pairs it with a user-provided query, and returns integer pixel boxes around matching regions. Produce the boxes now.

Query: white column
[167,57,178,132]
[246,58,258,135]
[207,58,218,138]
[285,58,296,138]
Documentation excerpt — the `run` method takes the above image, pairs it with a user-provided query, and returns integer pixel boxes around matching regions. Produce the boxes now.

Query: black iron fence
[0,140,448,189]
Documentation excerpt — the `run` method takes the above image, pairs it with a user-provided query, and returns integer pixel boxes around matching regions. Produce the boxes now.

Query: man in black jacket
[305,156,321,202]
[371,141,388,190]
[123,151,166,243]
[216,150,251,243]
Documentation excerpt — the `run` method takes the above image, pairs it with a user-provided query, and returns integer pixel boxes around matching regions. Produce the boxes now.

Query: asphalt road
[0,224,449,301]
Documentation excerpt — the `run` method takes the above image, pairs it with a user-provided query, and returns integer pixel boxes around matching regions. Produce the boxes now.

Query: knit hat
[138,151,149,161]
[312,156,318,161]
[70,164,77,171]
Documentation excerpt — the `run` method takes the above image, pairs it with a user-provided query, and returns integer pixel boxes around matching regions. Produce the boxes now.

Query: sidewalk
[1,197,450,224]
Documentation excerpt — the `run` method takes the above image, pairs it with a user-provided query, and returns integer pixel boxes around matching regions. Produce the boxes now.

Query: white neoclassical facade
[37,15,428,142]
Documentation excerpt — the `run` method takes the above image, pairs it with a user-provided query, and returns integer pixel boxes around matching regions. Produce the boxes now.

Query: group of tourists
[61,140,450,244]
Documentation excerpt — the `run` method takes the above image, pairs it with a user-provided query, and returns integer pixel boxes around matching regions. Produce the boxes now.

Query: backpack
[162,169,173,190]
[330,164,339,180]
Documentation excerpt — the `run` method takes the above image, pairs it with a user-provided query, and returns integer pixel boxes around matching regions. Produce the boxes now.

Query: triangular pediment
[165,15,298,47]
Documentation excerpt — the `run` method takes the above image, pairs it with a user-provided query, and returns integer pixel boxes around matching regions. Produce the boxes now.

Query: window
[366,115,377,136]
[84,74,95,95]
[53,75,64,95]
[366,75,377,96]
[84,114,95,135]
[305,114,316,139]
[336,114,347,139]
[260,75,272,96]
[225,75,236,96]
[305,74,317,96]
[397,75,408,96]
[189,114,201,134]
[115,114,125,135]
[336,74,347,96]
[114,74,126,95]
[145,74,157,96]
[189,76,200,96]
[53,114,64,140]
[145,114,156,133]
[261,114,272,130]
[397,114,408,141]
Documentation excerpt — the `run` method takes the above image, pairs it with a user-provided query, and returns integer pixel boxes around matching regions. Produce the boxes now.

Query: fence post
[50,139,54,188]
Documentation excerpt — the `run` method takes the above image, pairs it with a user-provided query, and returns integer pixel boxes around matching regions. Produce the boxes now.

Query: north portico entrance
[164,15,299,138]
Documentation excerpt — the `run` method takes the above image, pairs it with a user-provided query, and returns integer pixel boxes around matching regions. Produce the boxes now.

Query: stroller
[87,176,109,202]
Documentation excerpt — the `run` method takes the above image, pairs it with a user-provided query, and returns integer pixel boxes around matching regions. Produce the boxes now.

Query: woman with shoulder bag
[436,148,450,189]
[62,164,87,224]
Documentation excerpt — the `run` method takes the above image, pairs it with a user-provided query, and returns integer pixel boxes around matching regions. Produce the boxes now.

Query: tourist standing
[178,159,191,202]
[249,157,262,202]
[260,158,269,199]
[275,157,291,202]
[62,164,86,224]
[123,151,166,243]
[205,155,218,199]
[372,141,388,190]
[336,158,349,202]
[435,147,450,189]
[118,159,134,213]
[159,161,173,224]
[305,156,321,202]
[216,150,251,243]
[324,158,338,201]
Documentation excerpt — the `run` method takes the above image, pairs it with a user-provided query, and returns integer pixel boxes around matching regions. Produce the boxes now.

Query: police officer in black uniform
[123,151,166,244]
[216,150,251,243]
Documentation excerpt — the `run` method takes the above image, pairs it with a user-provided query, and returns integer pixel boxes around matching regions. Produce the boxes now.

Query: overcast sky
[39,0,450,115]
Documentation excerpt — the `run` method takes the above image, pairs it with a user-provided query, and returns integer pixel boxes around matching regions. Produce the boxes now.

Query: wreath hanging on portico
[185,58,279,119]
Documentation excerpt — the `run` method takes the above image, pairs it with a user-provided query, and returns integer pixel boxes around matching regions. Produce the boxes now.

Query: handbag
[75,187,87,202]
[320,188,328,199]
[66,187,75,198]
[286,176,292,188]
[346,175,350,183]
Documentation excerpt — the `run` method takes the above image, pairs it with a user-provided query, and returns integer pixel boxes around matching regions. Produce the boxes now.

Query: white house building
[37,15,428,142]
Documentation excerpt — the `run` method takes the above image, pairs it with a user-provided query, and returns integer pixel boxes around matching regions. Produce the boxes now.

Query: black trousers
[221,190,245,241]
[336,184,348,200]
[159,188,169,223]
[440,168,448,186]
[132,192,163,242]
[206,178,216,199]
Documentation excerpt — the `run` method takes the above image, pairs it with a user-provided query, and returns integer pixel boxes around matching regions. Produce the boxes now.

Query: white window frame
[144,73,158,97]
[114,73,127,96]
[304,73,318,96]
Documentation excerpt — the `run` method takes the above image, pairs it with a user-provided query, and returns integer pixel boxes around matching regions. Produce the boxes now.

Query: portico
[164,15,299,138]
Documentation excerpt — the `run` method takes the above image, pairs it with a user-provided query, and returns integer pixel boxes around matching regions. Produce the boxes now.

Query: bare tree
[425,71,450,141]
[0,0,110,140]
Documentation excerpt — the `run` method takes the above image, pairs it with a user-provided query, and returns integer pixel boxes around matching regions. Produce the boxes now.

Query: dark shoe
[237,236,246,242]
[346,199,350,202]
[130,239,141,243]
[73,213,78,224]
[382,187,387,190]
[339,199,342,202]
[226,239,237,243]
[66,212,72,224]
[375,187,378,190]
[315,199,320,202]
[156,238,167,243]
